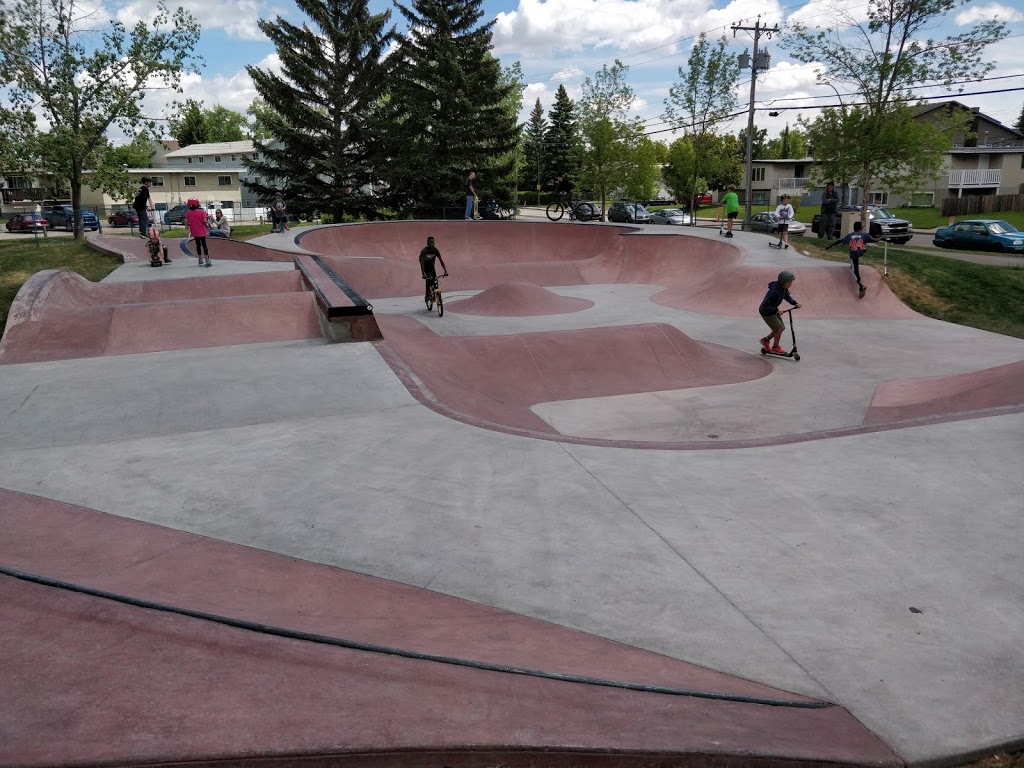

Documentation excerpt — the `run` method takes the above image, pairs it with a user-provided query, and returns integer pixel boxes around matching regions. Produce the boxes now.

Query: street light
[823,82,848,205]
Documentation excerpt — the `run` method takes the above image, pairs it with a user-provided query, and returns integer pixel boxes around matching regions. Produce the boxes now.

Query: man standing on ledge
[465,170,477,220]
[133,177,153,238]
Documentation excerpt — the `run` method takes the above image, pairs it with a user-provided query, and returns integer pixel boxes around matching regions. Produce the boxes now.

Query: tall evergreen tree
[380,0,519,215]
[524,99,548,204]
[244,0,393,221]
[171,99,211,147]
[545,85,577,185]
[1016,102,1024,134]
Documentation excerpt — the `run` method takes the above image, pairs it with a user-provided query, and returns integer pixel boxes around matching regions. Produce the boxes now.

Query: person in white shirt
[207,209,231,238]
[774,194,795,249]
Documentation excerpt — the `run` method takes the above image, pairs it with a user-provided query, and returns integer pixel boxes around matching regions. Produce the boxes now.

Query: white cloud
[955,3,1024,25]
[113,0,270,41]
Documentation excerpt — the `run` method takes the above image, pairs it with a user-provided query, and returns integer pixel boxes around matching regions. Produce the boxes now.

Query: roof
[912,100,1024,140]
[163,141,256,158]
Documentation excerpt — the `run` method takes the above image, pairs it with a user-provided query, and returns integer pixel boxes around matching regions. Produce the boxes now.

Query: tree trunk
[72,158,84,242]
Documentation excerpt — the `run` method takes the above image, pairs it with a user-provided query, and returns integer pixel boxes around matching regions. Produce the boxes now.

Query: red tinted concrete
[1,488,900,768]
[179,236,296,262]
[307,222,916,319]
[376,316,770,434]
[446,281,594,316]
[864,360,1024,425]
[0,269,321,364]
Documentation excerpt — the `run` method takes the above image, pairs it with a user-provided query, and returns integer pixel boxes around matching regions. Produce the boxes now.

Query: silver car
[750,212,806,236]
[607,201,652,224]
[649,208,691,225]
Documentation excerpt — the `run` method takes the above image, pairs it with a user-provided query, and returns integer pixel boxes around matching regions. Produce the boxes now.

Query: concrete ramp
[376,315,770,434]
[864,360,1024,424]
[0,270,322,364]
[446,281,594,316]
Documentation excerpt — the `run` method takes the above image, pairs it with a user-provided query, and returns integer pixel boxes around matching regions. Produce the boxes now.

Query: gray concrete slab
[101,257,296,283]
[1,223,1022,765]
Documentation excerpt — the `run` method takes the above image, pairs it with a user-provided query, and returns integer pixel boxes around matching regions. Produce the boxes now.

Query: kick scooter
[767,229,789,249]
[760,307,801,361]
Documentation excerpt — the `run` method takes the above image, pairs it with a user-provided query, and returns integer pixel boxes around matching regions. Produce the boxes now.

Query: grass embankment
[799,237,1024,338]
[3,228,1024,339]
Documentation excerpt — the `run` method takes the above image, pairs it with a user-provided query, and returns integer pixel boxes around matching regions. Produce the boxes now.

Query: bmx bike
[546,199,599,222]
[425,273,447,317]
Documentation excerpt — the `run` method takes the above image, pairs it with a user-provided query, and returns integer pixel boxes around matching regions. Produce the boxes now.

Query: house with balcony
[900,102,1024,208]
[744,159,860,207]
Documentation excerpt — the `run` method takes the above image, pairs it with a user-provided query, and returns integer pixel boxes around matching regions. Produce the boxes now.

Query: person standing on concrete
[465,171,477,220]
[774,194,795,249]
[186,198,211,267]
[819,182,840,239]
[826,220,876,298]
[419,236,448,305]
[758,271,801,354]
[720,184,740,237]
[133,177,154,238]
[271,193,288,233]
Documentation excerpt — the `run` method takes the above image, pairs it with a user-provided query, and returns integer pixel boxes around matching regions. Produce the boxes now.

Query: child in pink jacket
[185,199,211,267]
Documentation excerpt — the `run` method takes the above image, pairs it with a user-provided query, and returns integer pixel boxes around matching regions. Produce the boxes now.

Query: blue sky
[117,0,1024,142]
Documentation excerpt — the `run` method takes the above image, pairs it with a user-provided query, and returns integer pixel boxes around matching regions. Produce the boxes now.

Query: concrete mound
[376,315,771,435]
[446,281,594,316]
[864,360,1024,424]
[0,269,320,364]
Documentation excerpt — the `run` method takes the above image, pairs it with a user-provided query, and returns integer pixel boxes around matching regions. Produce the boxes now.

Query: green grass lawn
[4,228,1024,340]
[799,237,1024,338]
[1,238,122,334]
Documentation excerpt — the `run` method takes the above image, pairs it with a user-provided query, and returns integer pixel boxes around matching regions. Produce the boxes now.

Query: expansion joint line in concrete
[0,565,832,709]
[555,442,841,704]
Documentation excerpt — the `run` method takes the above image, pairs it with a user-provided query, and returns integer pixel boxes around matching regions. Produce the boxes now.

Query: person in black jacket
[133,177,153,237]
[758,271,801,354]
[819,182,840,239]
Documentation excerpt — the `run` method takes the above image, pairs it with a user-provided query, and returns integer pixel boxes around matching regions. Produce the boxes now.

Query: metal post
[742,29,760,231]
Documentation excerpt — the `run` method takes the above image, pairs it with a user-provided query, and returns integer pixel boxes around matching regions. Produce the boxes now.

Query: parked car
[932,219,1024,254]
[649,208,691,226]
[6,213,49,232]
[750,212,807,236]
[645,197,675,207]
[47,205,99,231]
[163,205,188,224]
[108,208,140,227]
[607,201,652,223]
[811,205,913,243]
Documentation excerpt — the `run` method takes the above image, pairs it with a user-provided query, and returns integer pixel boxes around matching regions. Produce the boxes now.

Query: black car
[607,201,652,223]
[812,205,913,244]
[48,205,99,231]
[163,205,189,224]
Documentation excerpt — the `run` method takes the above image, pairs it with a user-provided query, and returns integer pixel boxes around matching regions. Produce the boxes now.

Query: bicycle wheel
[425,283,434,311]
[546,201,565,222]
[436,291,443,317]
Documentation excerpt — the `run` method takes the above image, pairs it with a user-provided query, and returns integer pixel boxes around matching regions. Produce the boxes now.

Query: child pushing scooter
[757,270,802,361]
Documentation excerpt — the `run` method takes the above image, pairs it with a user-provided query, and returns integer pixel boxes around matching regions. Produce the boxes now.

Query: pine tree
[244,0,392,221]
[170,99,210,147]
[1016,102,1024,134]
[380,0,520,215]
[545,85,577,186]
[524,99,548,204]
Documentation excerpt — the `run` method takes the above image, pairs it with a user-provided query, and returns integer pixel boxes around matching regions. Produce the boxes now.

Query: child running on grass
[826,220,877,298]
[758,270,801,354]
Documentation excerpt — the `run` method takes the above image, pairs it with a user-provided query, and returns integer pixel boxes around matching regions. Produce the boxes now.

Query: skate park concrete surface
[1,220,1023,768]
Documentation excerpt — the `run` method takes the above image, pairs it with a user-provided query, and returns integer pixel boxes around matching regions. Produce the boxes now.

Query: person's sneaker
[760,337,772,352]
[772,345,787,354]
[783,243,789,249]
[204,261,212,268]
[725,231,733,238]
[163,257,171,263]
[858,284,866,298]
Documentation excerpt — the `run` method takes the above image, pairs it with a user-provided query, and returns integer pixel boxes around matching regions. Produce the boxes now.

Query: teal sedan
[933,219,1024,253]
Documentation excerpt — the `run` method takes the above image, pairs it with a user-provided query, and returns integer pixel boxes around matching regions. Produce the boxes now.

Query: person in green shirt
[720,184,740,238]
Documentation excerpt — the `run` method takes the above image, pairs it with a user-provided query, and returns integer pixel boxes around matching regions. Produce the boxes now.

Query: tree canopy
[0,0,201,237]
[784,0,1007,221]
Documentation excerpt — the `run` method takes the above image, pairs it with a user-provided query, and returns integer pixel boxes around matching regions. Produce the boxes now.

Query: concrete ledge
[295,253,381,342]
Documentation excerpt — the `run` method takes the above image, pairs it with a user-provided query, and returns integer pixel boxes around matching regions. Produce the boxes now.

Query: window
[150,176,165,187]
[253,151,259,159]
[187,157,193,164]
[184,176,197,187]
[752,167,765,182]
[220,201,234,209]
[198,156,204,164]
[218,175,232,186]
[908,192,933,207]
[230,154,236,161]
[214,155,221,162]
[867,191,888,205]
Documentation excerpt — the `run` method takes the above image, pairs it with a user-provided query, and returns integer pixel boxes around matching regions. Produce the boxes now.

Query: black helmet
[778,271,795,283]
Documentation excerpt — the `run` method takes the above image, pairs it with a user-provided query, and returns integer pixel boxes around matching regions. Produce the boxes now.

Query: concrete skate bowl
[446,281,594,315]
[0,269,321,364]
[298,220,918,320]
[864,360,1024,425]
[178,237,294,262]
[375,315,771,436]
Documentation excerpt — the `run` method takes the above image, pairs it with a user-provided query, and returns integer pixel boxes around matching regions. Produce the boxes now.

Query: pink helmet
[186,197,200,207]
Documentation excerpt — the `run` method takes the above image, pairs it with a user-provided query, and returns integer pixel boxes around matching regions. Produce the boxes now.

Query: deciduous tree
[0,0,201,238]
[662,34,740,225]
[784,0,1007,226]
